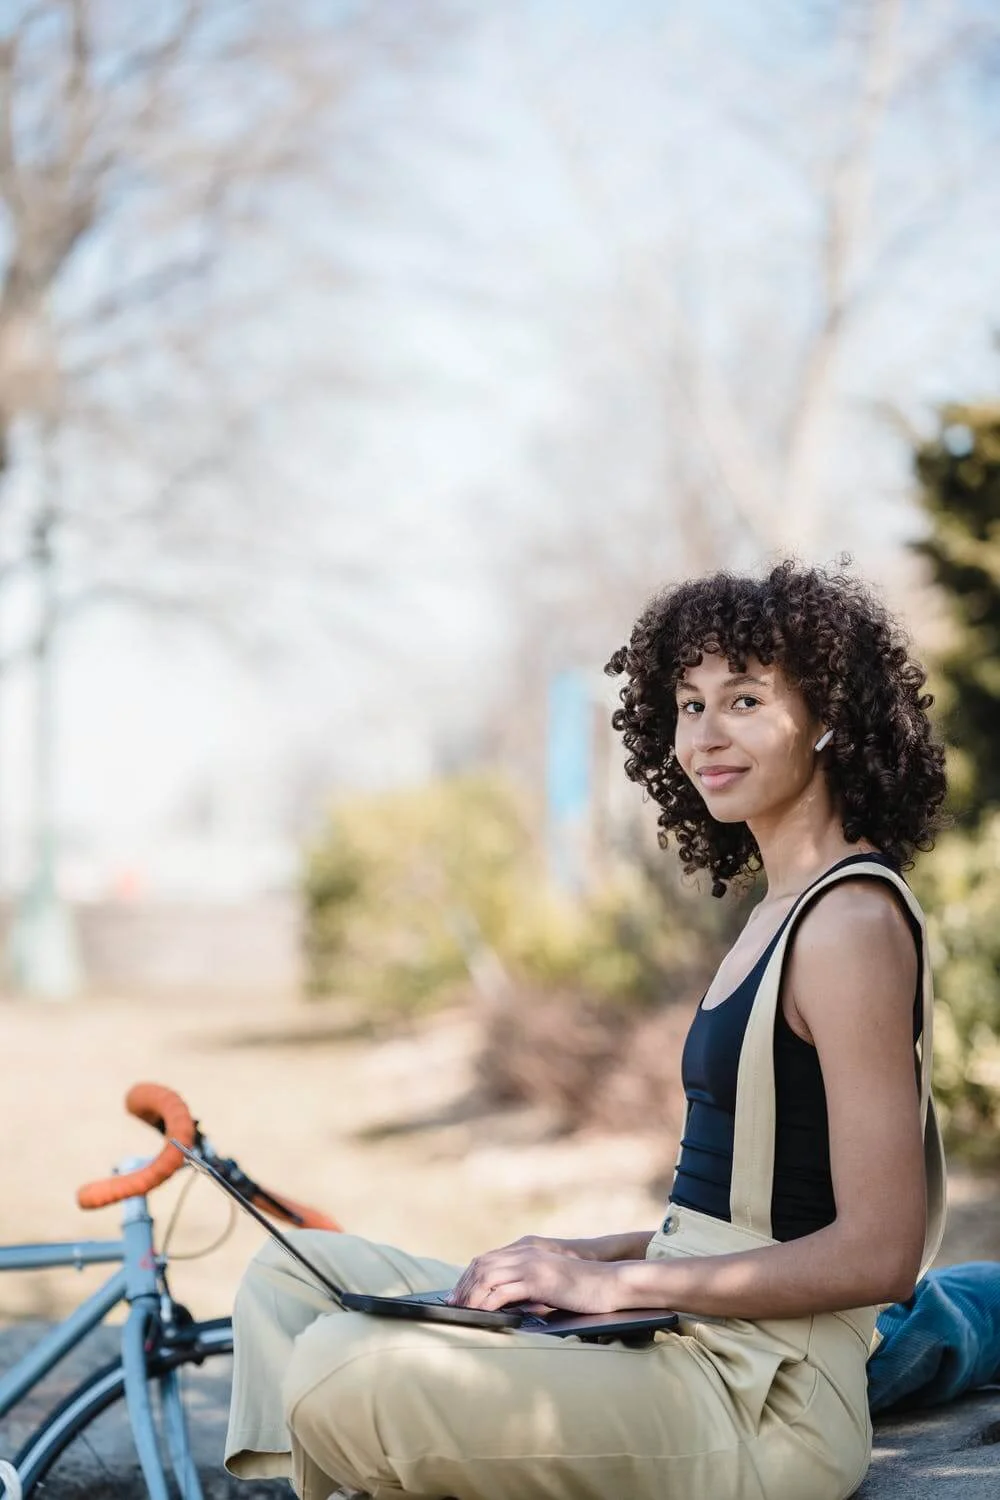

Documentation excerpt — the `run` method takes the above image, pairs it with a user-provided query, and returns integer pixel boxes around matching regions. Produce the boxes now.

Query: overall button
[661,1211,679,1235]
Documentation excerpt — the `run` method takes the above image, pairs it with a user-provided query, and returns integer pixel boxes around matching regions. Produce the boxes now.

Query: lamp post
[6,420,81,1000]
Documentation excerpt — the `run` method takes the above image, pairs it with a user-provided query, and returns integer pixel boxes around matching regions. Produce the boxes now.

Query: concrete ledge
[856,1388,1000,1498]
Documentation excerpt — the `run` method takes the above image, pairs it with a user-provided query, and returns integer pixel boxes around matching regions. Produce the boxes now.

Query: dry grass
[0,989,665,1324]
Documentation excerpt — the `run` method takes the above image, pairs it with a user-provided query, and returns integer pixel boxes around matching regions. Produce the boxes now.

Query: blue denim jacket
[868,1262,1000,1413]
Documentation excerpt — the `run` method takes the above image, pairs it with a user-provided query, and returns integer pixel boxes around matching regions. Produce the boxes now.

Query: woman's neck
[748,804,877,905]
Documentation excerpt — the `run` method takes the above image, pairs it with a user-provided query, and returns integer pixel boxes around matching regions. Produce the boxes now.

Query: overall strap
[729,859,946,1279]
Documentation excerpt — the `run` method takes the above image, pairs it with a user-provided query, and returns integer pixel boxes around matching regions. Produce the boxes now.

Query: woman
[225,560,948,1500]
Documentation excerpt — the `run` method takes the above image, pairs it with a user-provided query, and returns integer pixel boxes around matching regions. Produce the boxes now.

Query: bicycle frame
[0,1160,216,1500]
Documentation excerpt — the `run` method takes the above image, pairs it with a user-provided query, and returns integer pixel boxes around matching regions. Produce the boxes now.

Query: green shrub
[910,819,1000,1161]
[913,402,1000,824]
[302,773,530,1009]
[301,771,742,1015]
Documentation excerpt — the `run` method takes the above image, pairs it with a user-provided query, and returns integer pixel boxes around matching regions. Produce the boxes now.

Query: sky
[1,0,999,899]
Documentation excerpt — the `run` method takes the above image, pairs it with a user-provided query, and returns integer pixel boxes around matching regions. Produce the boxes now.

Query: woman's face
[672,650,826,824]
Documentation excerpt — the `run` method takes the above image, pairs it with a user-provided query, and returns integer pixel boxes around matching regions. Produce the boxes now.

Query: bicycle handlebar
[76,1081,342,1231]
[77,1083,196,1209]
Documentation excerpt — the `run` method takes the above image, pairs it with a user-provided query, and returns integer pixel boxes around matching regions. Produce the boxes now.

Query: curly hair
[604,559,947,897]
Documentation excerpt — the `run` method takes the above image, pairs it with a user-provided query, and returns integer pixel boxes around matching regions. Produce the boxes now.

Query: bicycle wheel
[8,1318,281,1499]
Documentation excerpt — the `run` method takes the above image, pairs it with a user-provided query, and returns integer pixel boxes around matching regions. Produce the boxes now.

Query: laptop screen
[169,1140,345,1301]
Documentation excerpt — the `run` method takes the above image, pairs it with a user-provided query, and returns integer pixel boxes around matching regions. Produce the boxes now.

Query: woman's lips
[698,768,749,790]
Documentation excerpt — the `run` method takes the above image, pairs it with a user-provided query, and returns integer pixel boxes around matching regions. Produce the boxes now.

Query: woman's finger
[449,1260,495,1306]
[479,1278,530,1311]
[455,1270,517,1308]
[449,1252,499,1305]
[450,1255,528,1308]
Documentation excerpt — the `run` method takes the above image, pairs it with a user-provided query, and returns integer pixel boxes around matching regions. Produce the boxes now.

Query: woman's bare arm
[512,1230,656,1263]
[612,883,926,1318]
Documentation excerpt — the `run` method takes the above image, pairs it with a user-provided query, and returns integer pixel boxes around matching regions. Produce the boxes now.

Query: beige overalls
[225,860,947,1500]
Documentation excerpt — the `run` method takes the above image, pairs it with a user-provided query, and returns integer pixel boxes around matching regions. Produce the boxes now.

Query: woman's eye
[678,696,760,715]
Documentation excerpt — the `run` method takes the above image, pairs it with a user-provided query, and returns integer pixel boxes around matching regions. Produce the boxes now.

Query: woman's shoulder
[782,873,921,1053]
[791,874,921,981]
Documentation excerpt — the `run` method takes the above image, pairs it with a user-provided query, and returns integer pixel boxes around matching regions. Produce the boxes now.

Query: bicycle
[0,1082,340,1500]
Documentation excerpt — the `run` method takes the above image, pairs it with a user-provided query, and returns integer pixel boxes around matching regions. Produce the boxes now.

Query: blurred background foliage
[914,403,1000,822]
[910,818,1000,1162]
[910,400,1000,1161]
[303,770,743,1015]
[302,770,748,1131]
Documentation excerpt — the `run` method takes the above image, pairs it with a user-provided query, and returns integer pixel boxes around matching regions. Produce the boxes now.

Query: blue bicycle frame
[0,1160,229,1500]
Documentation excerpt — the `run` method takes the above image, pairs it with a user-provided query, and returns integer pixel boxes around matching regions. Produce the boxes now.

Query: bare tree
[404,0,1000,869]
[0,0,438,992]
[481,0,1000,661]
[0,1,423,616]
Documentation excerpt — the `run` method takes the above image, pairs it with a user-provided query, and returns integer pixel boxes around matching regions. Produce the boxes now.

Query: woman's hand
[448,1241,627,1315]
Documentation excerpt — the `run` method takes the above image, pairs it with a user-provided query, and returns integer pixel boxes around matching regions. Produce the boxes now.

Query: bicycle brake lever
[213,1157,307,1227]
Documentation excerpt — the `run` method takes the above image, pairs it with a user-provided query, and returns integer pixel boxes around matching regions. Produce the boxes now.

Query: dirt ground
[1,986,998,1328]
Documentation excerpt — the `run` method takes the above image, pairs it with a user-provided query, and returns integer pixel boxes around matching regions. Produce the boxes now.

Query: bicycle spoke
[70,1424,120,1492]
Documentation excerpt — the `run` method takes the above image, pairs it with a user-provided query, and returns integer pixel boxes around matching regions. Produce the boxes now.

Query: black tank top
[670,854,923,1242]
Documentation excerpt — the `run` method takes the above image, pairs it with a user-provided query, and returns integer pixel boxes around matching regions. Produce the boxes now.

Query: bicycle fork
[121,1185,207,1500]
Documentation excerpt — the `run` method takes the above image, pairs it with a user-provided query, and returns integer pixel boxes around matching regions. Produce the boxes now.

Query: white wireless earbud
[814,729,833,753]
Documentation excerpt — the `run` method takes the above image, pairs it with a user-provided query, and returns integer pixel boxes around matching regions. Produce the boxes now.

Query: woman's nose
[691,709,729,751]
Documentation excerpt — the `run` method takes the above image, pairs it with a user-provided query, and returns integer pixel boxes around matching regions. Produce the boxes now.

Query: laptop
[170,1141,679,1342]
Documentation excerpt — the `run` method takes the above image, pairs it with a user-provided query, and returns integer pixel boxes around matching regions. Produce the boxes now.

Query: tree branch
[0,33,20,216]
[780,0,903,531]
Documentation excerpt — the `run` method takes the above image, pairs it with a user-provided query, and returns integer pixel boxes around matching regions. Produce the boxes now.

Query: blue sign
[546,669,592,894]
